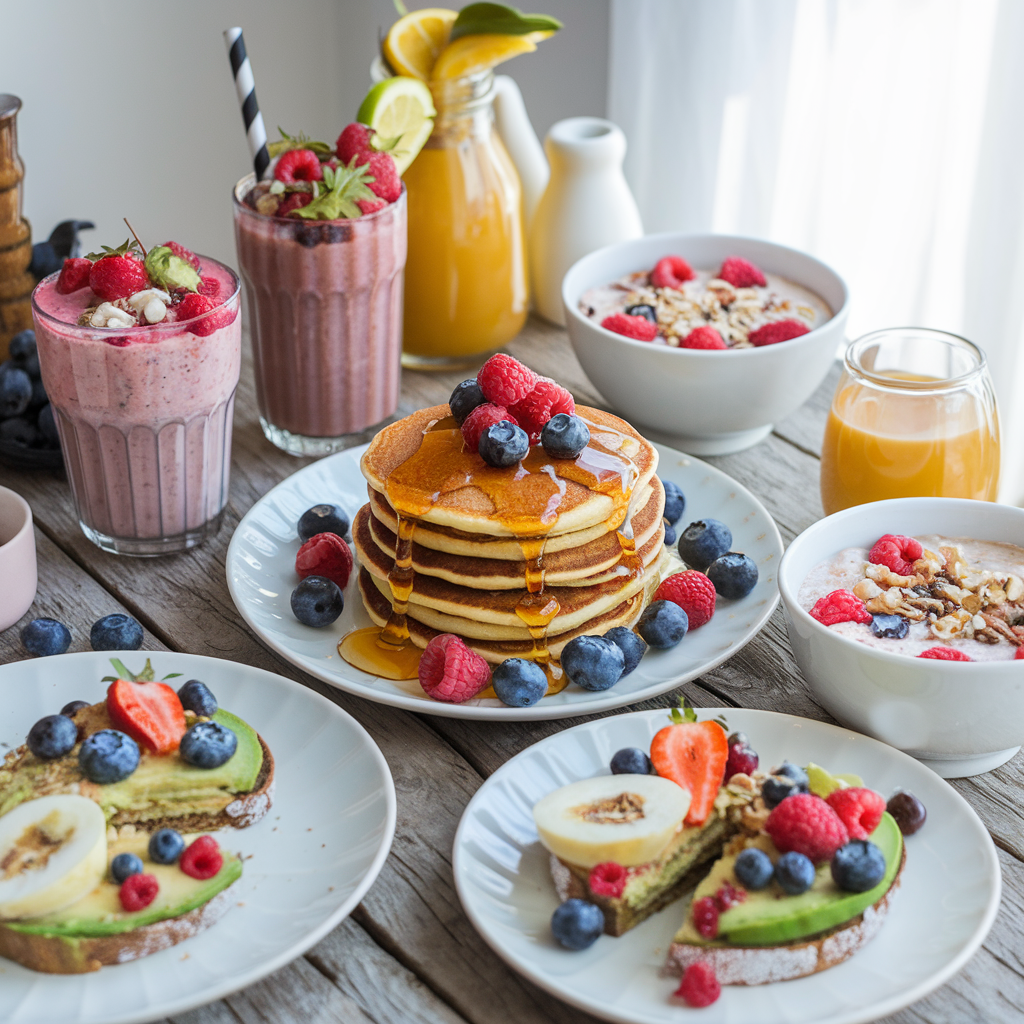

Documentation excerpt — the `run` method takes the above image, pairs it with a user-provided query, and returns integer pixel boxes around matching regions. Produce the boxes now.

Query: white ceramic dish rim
[452,706,1002,1024]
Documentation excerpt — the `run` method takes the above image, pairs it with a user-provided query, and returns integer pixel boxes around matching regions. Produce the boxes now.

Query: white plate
[0,651,396,1024]
[452,708,1001,1024]
[226,442,783,720]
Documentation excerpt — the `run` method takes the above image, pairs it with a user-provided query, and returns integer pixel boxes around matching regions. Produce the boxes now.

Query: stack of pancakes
[352,404,669,663]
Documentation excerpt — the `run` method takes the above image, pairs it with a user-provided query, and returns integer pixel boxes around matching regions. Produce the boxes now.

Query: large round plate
[226,442,782,720]
[453,708,1000,1024]
[0,651,396,1024]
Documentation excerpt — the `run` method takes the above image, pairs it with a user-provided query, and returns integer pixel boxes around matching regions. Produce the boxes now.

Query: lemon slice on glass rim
[383,7,457,80]
[356,77,437,176]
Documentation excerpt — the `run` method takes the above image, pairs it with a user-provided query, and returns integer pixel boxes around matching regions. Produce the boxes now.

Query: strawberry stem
[123,218,147,258]
[109,657,136,681]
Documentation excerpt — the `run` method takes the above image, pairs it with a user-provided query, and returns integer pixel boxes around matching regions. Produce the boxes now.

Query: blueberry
[560,635,625,691]
[604,626,647,675]
[624,303,657,324]
[448,379,487,425]
[291,575,344,627]
[37,404,59,447]
[0,417,38,447]
[871,614,909,639]
[677,519,732,572]
[886,792,927,835]
[610,747,653,775]
[297,503,349,542]
[636,600,688,649]
[29,376,48,409]
[479,419,529,467]
[0,365,32,417]
[9,330,40,378]
[149,828,185,865]
[27,714,78,759]
[661,479,686,526]
[772,761,810,791]
[492,658,548,707]
[762,775,800,809]
[90,613,144,651]
[110,852,144,883]
[180,720,238,768]
[60,700,90,717]
[775,851,816,894]
[707,552,758,600]
[662,519,676,547]
[541,413,590,460]
[551,898,604,950]
[78,729,140,783]
[178,679,218,717]
[831,840,887,892]
[21,618,72,657]
[735,847,774,890]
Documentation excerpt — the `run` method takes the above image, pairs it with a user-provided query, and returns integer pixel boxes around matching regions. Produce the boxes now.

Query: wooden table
[2,320,1022,1024]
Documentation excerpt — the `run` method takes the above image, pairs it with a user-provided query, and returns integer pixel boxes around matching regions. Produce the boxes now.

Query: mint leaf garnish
[145,246,200,293]
[449,3,562,41]
[268,127,333,159]
[86,238,140,263]
[294,158,377,220]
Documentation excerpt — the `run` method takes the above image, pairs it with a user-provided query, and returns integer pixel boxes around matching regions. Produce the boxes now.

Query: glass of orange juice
[820,328,1000,515]
[401,69,528,370]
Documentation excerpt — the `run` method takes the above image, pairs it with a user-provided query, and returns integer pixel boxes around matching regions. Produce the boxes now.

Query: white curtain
[609,0,1024,504]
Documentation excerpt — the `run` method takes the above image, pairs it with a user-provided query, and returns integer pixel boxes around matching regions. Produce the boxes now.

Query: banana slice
[533,774,692,869]
[0,795,107,919]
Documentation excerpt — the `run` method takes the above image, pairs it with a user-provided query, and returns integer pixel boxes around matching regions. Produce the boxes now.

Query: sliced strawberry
[649,720,729,825]
[106,678,186,755]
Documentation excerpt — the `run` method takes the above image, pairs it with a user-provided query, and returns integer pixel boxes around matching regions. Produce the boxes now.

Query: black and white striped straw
[224,27,270,180]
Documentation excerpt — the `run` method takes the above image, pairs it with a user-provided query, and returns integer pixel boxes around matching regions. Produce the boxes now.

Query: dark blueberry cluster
[0,330,61,462]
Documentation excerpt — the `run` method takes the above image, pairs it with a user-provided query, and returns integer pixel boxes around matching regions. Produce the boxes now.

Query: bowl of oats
[562,233,848,454]
[779,496,1024,778]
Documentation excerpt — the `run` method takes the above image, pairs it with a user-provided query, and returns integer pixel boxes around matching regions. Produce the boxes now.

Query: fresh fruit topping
[654,571,716,629]
[177,679,218,717]
[600,312,658,341]
[88,249,148,302]
[176,292,237,338]
[691,895,719,938]
[160,241,200,271]
[336,123,374,164]
[871,613,909,639]
[681,325,727,350]
[725,740,759,779]
[294,161,377,220]
[609,747,653,775]
[748,318,811,346]
[650,255,695,289]
[774,761,811,790]
[383,8,457,80]
[119,873,159,912]
[449,378,488,425]
[0,366,31,417]
[107,676,187,755]
[366,151,402,202]
[809,589,872,626]
[180,835,224,880]
[491,657,547,707]
[551,898,603,950]
[298,503,350,542]
[274,148,324,183]
[418,633,492,703]
[21,618,72,657]
[477,353,538,406]
[296,532,354,590]
[278,193,314,217]
[560,635,625,691]
[431,31,543,80]
[718,256,766,288]
[806,762,862,797]
[661,479,686,526]
[677,519,732,572]
[60,700,90,717]
[291,576,345,627]
[357,196,388,217]
[734,847,774,890]
[650,717,728,825]
[765,793,849,862]
[460,402,516,451]
[110,852,144,884]
[831,839,887,892]
[774,850,816,894]
[1016,646,1024,660]
[511,378,576,439]
[624,303,656,323]
[355,77,437,176]
[918,646,972,661]
[826,787,886,841]
[588,861,627,899]
[55,257,93,294]
[149,828,185,865]
[674,961,721,1007]
[887,792,927,835]
[479,419,529,467]
[449,3,563,41]
[27,715,78,760]
[762,775,801,809]
[78,729,140,784]
[714,880,747,910]
[868,534,923,576]
[707,552,759,600]
[180,721,238,769]
[142,245,201,295]
[541,413,589,460]
[604,627,647,676]
[636,600,689,649]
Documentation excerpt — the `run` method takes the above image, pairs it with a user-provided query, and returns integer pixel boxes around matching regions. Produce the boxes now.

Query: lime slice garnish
[356,77,437,176]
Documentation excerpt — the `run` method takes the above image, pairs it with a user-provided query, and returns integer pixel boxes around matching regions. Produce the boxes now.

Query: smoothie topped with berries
[580,254,832,350]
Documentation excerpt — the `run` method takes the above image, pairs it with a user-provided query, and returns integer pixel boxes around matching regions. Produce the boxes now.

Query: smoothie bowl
[779,497,1024,778]
[562,234,849,455]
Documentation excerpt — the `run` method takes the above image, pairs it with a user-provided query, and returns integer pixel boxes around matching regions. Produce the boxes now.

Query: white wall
[6,0,608,270]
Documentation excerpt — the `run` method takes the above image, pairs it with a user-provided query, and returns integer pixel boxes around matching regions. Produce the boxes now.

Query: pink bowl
[0,487,37,632]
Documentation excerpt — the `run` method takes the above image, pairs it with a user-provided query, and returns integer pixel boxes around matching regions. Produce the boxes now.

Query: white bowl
[561,233,850,455]
[779,497,1024,778]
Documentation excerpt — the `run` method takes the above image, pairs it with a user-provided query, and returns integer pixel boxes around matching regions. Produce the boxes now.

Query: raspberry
[296,533,353,590]
[714,880,746,910]
[650,255,695,289]
[748,319,810,346]
[765,793,849,863]
[918,647,972,661]
[725,741,758,779]
[418,633,491,703]
[600,312,658,341]
[357,198,387,216]
[119,873,159,911]
[179,835,223,880]
[461,403,516,452]
[681,326,727,350]
[366,151,401,202]
[177,293,237,338]
[809,589,872,627]
[198,275,223,301]
[55,257,92,294]
[336,123,373,163]
[868,534,924,576]
[509,378,575,439]
[826,787,886,841]
[161,241,200,271]
[691,896,719,939]
[277,193,313,217]
[718,256,766,288]
[653,571,716,628]
[89,254,148,302]
[675,961,721,1008]
[588,861,627,899]
[274,149,324,183]
[476,353,537,406]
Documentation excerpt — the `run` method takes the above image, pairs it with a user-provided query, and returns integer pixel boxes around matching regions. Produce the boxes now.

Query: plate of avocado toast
[0,651,396,1024]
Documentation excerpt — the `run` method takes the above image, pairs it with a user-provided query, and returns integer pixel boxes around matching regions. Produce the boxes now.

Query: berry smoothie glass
[232,173,407,456]
[31,259,241,555]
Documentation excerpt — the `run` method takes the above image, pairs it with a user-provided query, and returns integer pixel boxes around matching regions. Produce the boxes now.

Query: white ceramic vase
[529,117,643,326]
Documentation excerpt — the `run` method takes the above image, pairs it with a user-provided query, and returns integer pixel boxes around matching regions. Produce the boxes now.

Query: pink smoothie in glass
[31,258,241,555]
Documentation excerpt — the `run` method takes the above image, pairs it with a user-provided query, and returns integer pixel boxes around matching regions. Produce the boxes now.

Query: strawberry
[89,254,148,302]
[357,197,387,216]
[160,241,200,271]
[366,151,401,202]
[106,677,186,755]
[336,123,373,164]
[650,719,729,825]
[56,257,93,294]
[277,193,313,217]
